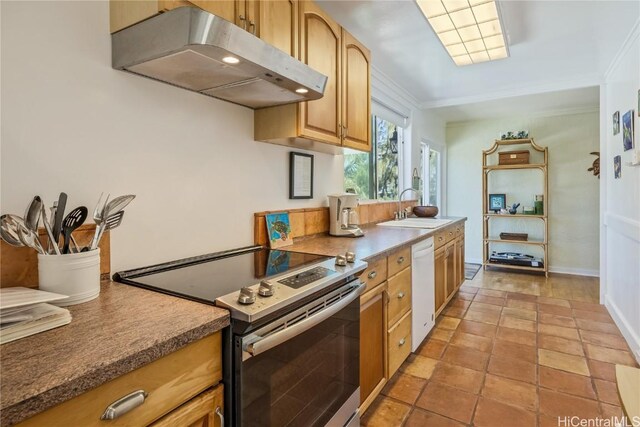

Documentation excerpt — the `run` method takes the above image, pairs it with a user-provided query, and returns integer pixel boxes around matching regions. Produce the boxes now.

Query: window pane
[429,149,439,206]
[344,148,371,199]
[375,117,400,200]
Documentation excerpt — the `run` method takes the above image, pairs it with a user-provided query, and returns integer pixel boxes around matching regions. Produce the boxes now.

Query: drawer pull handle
[399,337,406,346]
[438,236,443,241]
[367,270,377,280]
[215,406,224,425]
[397,256,405,264]
[397,292,405,299]
[101,390,148,420]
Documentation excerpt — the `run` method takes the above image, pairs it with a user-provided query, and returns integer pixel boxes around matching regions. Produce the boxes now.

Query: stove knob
[345,251,356,263]
[335,255,347,267]
[258,281,274,297]
[238,287,256,305]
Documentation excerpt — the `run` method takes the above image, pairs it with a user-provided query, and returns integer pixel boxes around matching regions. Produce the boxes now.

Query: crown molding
[371,65,420,112]
[604,17,640,80]
[445,105,599,127]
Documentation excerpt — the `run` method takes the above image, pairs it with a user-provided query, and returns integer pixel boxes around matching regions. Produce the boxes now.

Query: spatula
[61,207,88,254]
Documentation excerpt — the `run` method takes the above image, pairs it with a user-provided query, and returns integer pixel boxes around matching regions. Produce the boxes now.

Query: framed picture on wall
[613,111,620,135]
[289,152,314,199]
[489,194,506,213]
[622,110,634,151]
[614,155,621,179]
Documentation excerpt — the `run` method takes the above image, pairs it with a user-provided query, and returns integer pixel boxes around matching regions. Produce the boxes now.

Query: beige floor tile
[478,289,507,298]
[437,316,462,331]
[404,409,465,427]
[442,306,467,318]
[537,296,571,307]
[442,344,490,372]
[492,339,537,364]
[381,373,426,405]
[538,349,590,376]
[416,339,447,359]
[538,334,585,356]
[539,312,576,328]
[587,359,617,382]
[473,397,537,427]
[570,301,608,313]
[450,331,493,353]
[464,308,500,325]
[502,306,537,321]
[361,395,411,427]
[474,295,506,306]
[572,309,613,324]
[580,330,629,350]
[539,389,600,418]
[400,354,439,379]
[481,374,538,411]
[457,319,497,338]
[594,379,621,405]
[430,328,455,342]
[496,327,536,346]
[470,301,503,314]
[500,315,536,332]
[457,291,476,301]
[506,299,537,310]
[576,319,622,335]
[538,303,574,317]
[584,343,638,366]
[538,324,580,341]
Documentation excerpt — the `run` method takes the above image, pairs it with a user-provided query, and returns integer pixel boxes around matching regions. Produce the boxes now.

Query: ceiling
[317,0,639,108]
[431,85,600,123]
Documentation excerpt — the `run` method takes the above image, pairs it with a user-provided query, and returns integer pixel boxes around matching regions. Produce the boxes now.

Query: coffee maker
[328,193,364,237]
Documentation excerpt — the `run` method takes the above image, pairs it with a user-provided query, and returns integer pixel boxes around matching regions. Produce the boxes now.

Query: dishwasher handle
[413,246,434,259]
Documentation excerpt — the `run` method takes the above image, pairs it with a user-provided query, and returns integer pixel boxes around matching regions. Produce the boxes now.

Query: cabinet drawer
[387,267,412,327]
[388,247,411,277]
[434,230,447,249]
[17,333,221,427]
[445,226,456,244]
[388,311,412,377]
[361,256,387,293]
[454,223,464,238]
[151,384,223,427]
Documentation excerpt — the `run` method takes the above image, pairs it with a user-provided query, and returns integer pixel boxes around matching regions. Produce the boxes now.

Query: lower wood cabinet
[434,245,446,314]
[445,241,456,300]
[435,224,466,316]
[151,385,223,427]
[387,310,412,377]
[17,333,222,427]
[359,282,387,413]
[386,266,411,327]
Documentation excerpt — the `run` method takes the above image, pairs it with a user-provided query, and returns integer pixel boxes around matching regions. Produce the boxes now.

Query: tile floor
[361,269,639,427]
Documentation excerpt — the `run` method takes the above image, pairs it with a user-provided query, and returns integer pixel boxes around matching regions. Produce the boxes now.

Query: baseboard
[605,295,640,365]
[548,266,600,277]
[466,258,483,265]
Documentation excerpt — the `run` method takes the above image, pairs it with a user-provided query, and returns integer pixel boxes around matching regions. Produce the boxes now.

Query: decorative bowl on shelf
[412,206,439,217]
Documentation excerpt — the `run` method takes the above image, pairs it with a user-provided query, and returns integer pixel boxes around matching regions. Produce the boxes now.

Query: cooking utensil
[40,204,61,255]
[6,215,46,254]
[0,215,24,247]
[61,207,88,254]
[90,195,134,250]
[24,196,42,233]
[51,192,67,249]
[89,193,109,250]
[89,211,125,251]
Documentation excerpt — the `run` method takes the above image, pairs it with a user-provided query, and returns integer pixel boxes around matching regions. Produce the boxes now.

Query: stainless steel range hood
[112,7,327,109]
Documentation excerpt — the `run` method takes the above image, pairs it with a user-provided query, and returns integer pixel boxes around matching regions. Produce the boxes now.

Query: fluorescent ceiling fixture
[417,0,509,66]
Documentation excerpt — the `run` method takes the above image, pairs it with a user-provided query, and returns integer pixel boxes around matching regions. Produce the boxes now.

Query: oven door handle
[244,281,365,357]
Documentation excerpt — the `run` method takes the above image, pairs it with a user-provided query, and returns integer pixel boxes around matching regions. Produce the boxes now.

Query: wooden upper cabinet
[298,0,342,146]
[341,29,371,151]
[258,0,298,57]
[189,0,238,24]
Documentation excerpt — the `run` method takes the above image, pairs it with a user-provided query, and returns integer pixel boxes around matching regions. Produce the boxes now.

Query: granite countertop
[286,217,467,260]
[0,281,229,426]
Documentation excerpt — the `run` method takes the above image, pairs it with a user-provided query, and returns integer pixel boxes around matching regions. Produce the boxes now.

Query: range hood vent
[112,7,327,109]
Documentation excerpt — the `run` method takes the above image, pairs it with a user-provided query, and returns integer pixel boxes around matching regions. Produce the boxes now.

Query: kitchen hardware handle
[245,282,364,357]
[367,270,377,280]
[399,337,406,346]
[343,125,348,137]
[215,406,224,425]
[100,390,148,420]
[397,291,405,299]
[397,256,405,264]
[239,14,246,30]
[413,247,433,259]
[249,20,256,34]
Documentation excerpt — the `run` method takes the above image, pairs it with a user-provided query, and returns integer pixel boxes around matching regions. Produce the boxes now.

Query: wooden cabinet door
[434,246,446,314]
[445,242,456,299]
[387,267,412,327]
[151,385,223,427]
[188,0,239,25]
[456,237,465,288]
[258,0,298,57]
[341,29,371,151]
[298,1,342,145]
[360,284,386,412]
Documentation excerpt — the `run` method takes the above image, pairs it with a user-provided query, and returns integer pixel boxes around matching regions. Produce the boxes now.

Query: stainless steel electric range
[114,245,367,427]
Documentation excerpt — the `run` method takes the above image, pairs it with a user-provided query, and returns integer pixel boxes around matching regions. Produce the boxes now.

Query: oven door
[237,280,363,427]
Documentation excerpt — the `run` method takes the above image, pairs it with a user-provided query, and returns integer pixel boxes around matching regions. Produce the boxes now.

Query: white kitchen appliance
[411,237,435,351]
[328,193,364,237]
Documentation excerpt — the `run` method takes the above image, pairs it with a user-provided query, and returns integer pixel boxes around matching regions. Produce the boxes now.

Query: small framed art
[622,110,635,151]
[613,111,620,135]
[265,212,293,248]
[489,194,506,213]
[289,152,314,199]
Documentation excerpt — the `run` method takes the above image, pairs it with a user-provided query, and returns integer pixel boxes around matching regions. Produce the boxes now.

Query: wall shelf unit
[482,138,549,277]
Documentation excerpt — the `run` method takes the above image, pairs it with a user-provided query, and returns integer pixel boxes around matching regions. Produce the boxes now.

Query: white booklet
[0,287,68,311]
[0,303,71,344]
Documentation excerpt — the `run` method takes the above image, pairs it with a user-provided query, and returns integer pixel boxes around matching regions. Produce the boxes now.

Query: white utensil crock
[37,249,101,306]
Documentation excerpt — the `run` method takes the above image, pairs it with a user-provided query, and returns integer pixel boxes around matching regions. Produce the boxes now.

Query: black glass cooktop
[113,246,331,305]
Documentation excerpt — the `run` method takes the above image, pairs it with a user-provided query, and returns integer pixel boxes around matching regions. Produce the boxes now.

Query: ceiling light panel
[418,0,509,66]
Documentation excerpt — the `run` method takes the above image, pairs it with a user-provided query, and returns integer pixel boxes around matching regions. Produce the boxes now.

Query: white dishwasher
[411,237,435,351]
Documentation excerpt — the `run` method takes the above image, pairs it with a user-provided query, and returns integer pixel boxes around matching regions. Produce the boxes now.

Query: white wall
[600,19,640,362]
[446,112,600,276]
[0,1,343,271]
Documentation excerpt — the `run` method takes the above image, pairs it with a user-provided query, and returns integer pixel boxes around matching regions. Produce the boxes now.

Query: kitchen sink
[377,218,453,229]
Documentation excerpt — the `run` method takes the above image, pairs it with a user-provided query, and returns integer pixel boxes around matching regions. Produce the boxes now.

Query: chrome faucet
[396,188,422,220]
